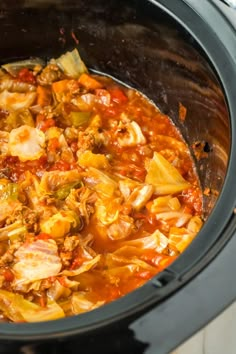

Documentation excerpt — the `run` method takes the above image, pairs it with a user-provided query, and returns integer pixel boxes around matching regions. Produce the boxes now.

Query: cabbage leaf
[0,290,64,322]
[145,152,190,195]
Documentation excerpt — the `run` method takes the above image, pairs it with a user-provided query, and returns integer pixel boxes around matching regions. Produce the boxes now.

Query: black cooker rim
[0,0,236,341]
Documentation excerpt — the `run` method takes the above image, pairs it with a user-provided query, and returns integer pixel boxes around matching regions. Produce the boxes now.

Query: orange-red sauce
[0,60,202,321]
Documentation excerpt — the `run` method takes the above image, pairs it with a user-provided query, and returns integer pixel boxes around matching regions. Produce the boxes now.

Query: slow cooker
[0,0,236,353]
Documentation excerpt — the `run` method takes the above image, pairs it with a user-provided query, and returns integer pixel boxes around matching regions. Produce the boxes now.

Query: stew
[0,49,202,322]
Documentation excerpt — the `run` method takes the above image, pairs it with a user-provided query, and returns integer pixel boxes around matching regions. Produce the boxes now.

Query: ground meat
[59,251,72,267]
[0,275,4,288]
[37,64,62,86]
[0,201,22,224]
[0,240,23,266]
[5,206,39,233]
[22,208,39,233]
[77,131,95,155]
[59,236,80,267]
[64,236,80,252]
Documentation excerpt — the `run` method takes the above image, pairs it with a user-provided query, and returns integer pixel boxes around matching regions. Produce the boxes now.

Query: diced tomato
[25,155,48,170]
[48,276,56,283]
[39,295,47,308]
[50,160,71,171]
[134,169,146,180]
[18,68,36,84]
[159,256,176,270]
[147,214,158,225]
[105,107,116,116]
[70,141,78,153]
[37,117,56,132]
[70,257,84,270]
[2,155,48,182]
[140,251,176,271]
[95,89,111,106]
[47,137,60,152]
[107,286,121,301]
[181,187,202,215]
[141,250,161,265]
[182,206,193,214]
[118,169,127,176]
[135,271,152,280]
[95,89,107,95]
[57,276,70,288]
[3,269,14,282]
[37,233,52,240]
[133,212,148,220]
[36,113,44,125]
[109,87,128,104]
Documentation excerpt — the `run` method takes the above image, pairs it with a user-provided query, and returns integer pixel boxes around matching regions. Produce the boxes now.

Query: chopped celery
[40,170,82,194]
[0,221,26,241]
[70,111,91,127]
[54,48,88,79]
[54,181,82,200]
[0,183,18,201]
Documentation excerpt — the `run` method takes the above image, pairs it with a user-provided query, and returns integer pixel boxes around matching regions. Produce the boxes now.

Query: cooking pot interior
[0,0,232,338]
[0,0,229,218]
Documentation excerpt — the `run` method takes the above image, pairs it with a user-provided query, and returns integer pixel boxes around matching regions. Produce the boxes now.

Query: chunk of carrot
[78,73,102,90]
[52,79,70,93]
[36,86,52,106]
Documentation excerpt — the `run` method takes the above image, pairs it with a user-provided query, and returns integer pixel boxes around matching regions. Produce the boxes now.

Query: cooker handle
[219,0,236,8]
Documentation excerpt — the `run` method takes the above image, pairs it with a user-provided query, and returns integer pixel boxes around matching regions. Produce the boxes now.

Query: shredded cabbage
[0,290,64,322]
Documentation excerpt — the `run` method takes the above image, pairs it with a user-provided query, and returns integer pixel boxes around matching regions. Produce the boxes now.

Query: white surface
[174,301,236,354]
[212,0,236,26]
